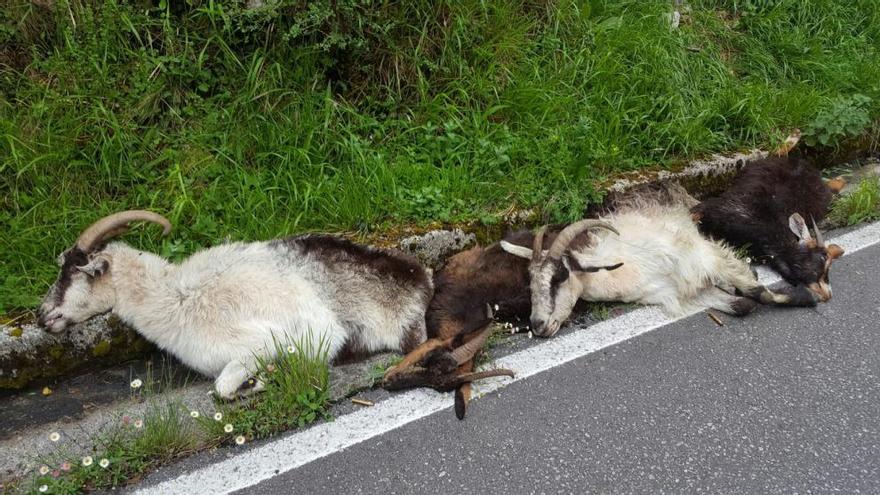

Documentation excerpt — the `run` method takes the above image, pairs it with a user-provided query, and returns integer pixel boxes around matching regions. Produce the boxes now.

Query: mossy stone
[91,340,112,357]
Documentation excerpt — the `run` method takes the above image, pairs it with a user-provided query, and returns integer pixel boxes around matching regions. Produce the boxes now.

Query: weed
[367,355,403,387]
[12,336,331,494]
[207,337,331,440]
[24,401,199,495]
[830,177,880,226]
[803,95,874,148]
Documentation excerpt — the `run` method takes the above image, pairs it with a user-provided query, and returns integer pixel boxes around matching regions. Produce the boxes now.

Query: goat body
[39,212,432,398]
[502,186,815,337]
[692,156,844,300]
[383,229,559,418]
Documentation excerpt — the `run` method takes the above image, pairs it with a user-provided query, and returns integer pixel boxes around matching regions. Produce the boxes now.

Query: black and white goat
[38,211,433,398]
[692,156,845,302]
[501,189,816,337]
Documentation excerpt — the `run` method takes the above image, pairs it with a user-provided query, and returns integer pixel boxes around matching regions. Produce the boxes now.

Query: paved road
[240,243,880,494]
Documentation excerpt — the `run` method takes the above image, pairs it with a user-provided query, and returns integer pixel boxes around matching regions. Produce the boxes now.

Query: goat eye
[551,266,569,285]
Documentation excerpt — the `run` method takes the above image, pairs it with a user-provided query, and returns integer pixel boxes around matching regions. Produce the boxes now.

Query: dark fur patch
[276,234,431,290]
[332,321,369,365]
[51,247,90,305]
[730,297,758,316]
[694,156,833,287]
[426,228,567,341]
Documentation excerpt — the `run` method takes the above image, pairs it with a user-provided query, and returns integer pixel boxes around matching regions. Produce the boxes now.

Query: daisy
[81,456,93,467]
[224,423,234,433]
[49,432,60,442]
[286,345,295,353]
[190,411,199,418]
[51,470,60,478]
[130,379,143,389]
[99,458,110,468]
[38,485,48,493]
[234,435,246,445]
[38,465,49,475]
[133,419,144,429]
[213,412,223,421]
[60,462,71,472]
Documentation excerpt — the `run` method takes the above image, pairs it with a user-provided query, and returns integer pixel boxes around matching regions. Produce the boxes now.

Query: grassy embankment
[2,0,880,312]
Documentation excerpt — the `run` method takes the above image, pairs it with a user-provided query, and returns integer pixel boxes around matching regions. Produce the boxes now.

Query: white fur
[503,202,777,336]
[41,239,430,398]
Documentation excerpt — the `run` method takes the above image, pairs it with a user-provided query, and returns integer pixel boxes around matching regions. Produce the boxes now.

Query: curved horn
[449,323,495,366]
[811,216,825,247]
[531,226,547,264]
[76,210,172,252]
[546,219,619,261]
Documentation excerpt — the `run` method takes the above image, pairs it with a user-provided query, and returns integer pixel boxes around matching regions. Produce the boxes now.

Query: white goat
[39,211,433,398]
[500,189,816,337]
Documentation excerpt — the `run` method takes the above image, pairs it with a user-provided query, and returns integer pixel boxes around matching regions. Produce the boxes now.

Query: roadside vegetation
[830,177,880,226]
[2,0,880,313]
[7,341,330,495]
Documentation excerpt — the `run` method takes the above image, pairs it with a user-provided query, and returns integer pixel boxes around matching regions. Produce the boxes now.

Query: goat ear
[76,255,110,278]
[569,259,624,273]
[826,244,844,260]
[788,213,812,242]
[500,241,534,259]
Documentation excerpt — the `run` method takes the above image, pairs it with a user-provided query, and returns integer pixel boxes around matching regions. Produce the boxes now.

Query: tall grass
[2,0,879,311]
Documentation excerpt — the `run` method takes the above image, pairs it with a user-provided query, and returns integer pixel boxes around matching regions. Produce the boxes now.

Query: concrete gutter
[0,351,396,481]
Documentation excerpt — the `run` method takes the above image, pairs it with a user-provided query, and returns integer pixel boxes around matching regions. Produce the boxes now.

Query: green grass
[10,338,330,495]
[830,177,880,226]
[2,0,880,312]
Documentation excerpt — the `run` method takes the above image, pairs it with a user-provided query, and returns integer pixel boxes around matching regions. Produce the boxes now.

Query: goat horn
[531,225,547,264]
[76,210,172,252]
[449,323,495,366]
[545,219,619,261]
[450,368,515,386]
[811,215,825,247]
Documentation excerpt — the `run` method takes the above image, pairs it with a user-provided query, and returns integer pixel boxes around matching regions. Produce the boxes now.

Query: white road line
[135,220,880,495]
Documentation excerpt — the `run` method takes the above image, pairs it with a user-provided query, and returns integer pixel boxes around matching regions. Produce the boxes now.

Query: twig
[351,398,374,407]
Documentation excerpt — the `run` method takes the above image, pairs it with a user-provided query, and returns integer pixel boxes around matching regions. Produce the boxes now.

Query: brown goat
[383,229,560,419]
[382,226,618,418]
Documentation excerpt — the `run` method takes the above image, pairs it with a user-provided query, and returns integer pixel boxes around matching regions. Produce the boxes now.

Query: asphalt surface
[239,243,880,495]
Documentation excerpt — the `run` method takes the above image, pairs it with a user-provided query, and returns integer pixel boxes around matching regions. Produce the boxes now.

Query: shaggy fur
[692,156,843,301]
[39,234,433,398]
[503,185,816,337]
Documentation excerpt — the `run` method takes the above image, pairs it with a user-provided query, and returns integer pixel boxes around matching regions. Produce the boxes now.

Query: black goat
[692,156,845,302]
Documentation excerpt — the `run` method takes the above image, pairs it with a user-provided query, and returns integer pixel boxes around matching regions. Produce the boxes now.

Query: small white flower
[213,412,223,421]
[38,465,50,475]
[81,456,93,467]
[190,411,199,418]
[234,435,246,445]
[99,458,110,468]
[134,419,144,429]
[286,345,295,353]
[49,432,60,442]
[528,331,533,339]
[494,304,499,311]
[224,423,234,433]
[38,485,48,493]
[130,378,143,389]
